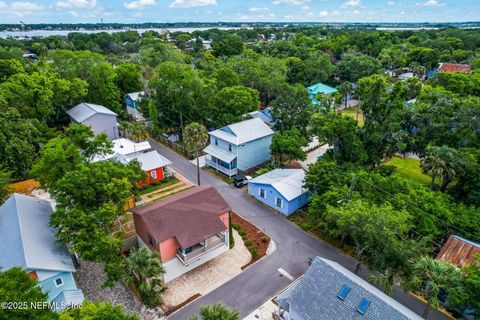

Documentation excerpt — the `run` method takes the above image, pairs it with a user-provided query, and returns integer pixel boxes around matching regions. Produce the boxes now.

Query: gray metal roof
[0,194,76,273]
[134,150,172,171]
[248,169,307,201]
[67,103,117,123]
[209,118,274,145]
[52,289,85,309]
[203,144,237,163]
[275,257,423,320]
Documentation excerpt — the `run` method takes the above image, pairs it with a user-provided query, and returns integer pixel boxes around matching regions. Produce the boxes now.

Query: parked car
[233,174,252,188]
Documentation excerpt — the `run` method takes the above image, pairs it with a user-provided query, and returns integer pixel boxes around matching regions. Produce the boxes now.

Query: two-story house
[125,91,146,121]
[67,103,118,140]
[204,118,274,177]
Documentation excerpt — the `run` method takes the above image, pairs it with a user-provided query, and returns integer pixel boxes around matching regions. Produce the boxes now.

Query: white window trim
[259,188,266,199]
[150,170,157,179]
[275,197,283,208]
[54,277,64,288]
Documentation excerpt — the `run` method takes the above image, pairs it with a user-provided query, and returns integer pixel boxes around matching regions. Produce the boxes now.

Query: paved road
[148,138,448,320]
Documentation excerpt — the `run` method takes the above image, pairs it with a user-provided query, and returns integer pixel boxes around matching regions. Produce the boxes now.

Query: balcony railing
[176,233,227,265]
[205,157,237,177]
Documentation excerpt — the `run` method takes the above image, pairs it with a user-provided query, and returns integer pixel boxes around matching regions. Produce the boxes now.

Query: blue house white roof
[67,103,117,123]
[0,194,75,273]
[275,257,423,320]
[125,91,144,102]
[249,169,307,201]
[248,108,275,127]
[209,117,274,145]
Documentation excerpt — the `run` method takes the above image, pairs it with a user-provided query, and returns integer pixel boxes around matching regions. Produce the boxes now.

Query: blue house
[275,257,423,320]
[307,83,338,105]
[125,91,146,121]
[248,169,309,216]
[204,117,274,177]
[248,107,275,127]
[0,194,84,310]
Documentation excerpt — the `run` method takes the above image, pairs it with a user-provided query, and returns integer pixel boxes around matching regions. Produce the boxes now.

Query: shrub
[249,247,258,258]
[232,223,241,230]
[261,236,269,243]
[255,168,270,176]
[241,235,247,241]
[244,239,253,247]
[238,229,246,237]
[229,214,235,249]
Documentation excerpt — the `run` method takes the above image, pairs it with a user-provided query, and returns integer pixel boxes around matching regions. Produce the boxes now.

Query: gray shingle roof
[275,257,423,320]
[209,118,274,145]
[67,103,117,123]
[0,194,75,273]
[248,169,307,201]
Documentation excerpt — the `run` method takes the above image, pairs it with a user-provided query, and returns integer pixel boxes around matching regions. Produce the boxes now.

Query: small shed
[436,235,480,268]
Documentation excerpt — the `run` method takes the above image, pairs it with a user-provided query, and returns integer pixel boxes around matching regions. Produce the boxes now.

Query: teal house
[307,83,338,105]
[0,194,84,311]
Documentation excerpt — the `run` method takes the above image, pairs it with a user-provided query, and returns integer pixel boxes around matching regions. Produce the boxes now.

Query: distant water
[0,26,243,39]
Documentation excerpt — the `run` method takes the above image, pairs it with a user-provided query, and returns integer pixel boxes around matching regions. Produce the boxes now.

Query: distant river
[0,26,244,39]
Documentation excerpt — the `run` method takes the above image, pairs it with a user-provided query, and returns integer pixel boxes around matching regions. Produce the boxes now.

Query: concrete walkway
[162,230,251,311]
[146,137,449,320]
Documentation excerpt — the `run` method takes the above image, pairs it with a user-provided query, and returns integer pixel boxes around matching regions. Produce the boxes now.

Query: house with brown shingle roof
[132,185,231,282]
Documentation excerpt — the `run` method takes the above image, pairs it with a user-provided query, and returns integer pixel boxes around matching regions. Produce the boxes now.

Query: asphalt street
[147,138,448,320]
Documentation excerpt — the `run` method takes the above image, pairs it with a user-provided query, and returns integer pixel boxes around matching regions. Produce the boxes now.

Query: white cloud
[124,0,156,10]
[416,0,444,6]
[0,1,7,9]
[273,0,309,5]
[319,10,340,17]
[387,1,395,5]
[169,0,217,8]
[249,6,269,12]
[301,5,309,10]
[11,1,45,11]
[68,10,79,16]
[55,0,96,9]
[342,0,361,8]
[283,14,295,19]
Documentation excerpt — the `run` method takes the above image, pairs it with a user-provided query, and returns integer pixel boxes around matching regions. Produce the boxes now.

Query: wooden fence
[124,196,136,211]
[155,134,197,160]
[9,179,39,194]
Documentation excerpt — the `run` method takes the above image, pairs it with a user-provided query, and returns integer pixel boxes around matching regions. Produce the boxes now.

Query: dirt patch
[165,294,201,316]
[231,212,270,269]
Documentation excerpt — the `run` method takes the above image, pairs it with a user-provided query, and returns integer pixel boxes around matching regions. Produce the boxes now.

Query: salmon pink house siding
[159,237,180,262]
[132,186,232,282]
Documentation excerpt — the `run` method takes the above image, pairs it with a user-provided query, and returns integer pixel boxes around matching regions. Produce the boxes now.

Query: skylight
[337,284,351,300]
[357,298,371,315]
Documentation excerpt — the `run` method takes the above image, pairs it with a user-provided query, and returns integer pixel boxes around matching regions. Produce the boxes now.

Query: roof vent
[357,298,371,315]
[337,284,351,300]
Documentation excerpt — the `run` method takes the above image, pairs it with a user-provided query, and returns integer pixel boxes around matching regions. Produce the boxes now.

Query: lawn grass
[340,107,365,127]
[146,183,186,199]
[383,156,433,185]
[138,177,179,196]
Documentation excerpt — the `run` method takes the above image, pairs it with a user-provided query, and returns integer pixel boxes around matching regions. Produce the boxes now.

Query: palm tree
[183,122,209,186]
[404,256,460,319]
[188,304,240,320]
[338,81,353,110]
[121,248,166,308]
[421,146,463,192]
[129,122,149,142]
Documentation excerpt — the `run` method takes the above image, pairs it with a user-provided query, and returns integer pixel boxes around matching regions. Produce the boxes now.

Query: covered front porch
[176,231,227,266]
[204,145,238,177]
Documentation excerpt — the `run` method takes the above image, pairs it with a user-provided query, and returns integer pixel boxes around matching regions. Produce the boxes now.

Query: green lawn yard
[384,156,433,185]
[339,107,365,127]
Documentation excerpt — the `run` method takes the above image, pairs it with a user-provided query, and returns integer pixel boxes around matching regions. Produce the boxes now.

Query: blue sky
[0,0,478,24]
